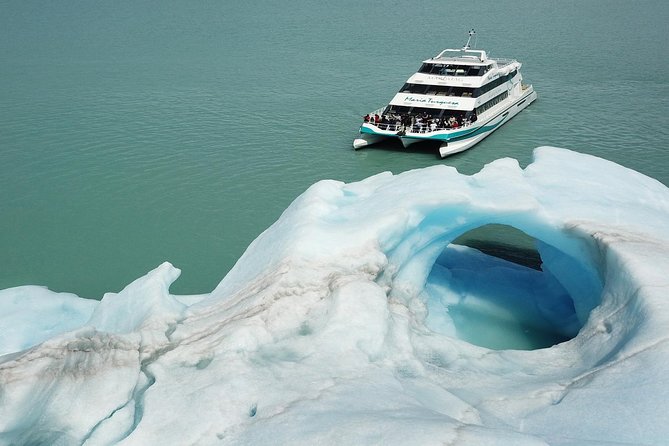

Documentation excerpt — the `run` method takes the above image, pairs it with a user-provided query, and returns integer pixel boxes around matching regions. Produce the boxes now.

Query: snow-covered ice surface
[2,147,669,445]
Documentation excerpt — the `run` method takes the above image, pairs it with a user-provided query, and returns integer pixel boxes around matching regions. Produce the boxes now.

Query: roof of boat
[427,48,490,65]
[424,48,519,69]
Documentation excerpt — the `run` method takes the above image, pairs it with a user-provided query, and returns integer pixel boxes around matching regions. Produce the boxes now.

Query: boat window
[475,69,519,96]
[450,86,467,97]
[408,107,443,118]
[418,63,488,76]
[418,64,432,74]
[400,83,479,98]
[429,65,444,75]
[385,105,413,115]
[402,83,428,94]
[476,90,509,115]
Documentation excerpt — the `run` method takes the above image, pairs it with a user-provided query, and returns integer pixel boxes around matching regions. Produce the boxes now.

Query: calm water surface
[1,0,668,298]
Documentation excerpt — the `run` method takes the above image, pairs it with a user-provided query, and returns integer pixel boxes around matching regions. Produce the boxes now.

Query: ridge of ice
[1,147,668,445]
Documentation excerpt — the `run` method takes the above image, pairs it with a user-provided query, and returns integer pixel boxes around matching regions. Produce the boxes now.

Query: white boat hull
[399,137,422,148]
[439,89,537,158]
[353,134,387,149]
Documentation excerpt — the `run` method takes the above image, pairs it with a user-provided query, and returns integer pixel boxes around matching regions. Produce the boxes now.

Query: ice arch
[376,208,603,351]
[428,225,595,350]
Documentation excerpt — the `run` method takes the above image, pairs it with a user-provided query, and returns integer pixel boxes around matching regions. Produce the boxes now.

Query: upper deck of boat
[426,48,516,69]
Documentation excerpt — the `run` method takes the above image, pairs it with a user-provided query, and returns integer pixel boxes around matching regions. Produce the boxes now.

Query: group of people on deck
[363,111,476,133]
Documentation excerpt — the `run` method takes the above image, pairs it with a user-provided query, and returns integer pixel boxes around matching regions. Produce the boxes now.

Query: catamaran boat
[353,30,537,158]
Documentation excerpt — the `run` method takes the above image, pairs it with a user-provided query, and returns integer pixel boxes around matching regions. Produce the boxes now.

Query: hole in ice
[424,224,592,351]
[453,224,542,270]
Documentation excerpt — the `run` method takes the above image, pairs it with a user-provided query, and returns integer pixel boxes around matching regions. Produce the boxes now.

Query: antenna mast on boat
[463,29,476,50]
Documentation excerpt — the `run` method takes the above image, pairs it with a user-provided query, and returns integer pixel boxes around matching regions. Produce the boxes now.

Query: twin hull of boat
[354,88,537,158]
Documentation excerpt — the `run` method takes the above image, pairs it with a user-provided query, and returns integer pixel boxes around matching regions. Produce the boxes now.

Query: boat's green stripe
[360,119,501,142]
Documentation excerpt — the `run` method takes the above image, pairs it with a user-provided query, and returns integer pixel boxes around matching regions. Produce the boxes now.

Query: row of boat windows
[475,90,509,115]
[384,90,511,120]
[400,70,518,98]
[418,63,490,77]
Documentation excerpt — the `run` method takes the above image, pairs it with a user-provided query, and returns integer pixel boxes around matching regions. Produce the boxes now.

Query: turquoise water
[1,0,668,299]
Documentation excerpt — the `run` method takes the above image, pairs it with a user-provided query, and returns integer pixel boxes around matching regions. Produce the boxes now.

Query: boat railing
[368,107,386,116]
[494,58,517,67]
[368,121,474,134]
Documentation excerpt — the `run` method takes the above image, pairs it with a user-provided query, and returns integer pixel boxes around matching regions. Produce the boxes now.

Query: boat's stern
[353,133,386,149]
[352,122,397,149]
[355,121,478,152]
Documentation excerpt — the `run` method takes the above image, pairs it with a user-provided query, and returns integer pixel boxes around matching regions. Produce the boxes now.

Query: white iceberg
[1,147,668,445]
